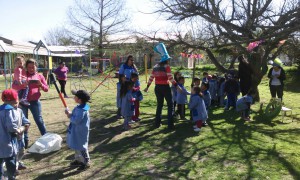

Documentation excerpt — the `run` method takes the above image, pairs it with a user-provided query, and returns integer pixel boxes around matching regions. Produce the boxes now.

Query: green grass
[1,67,300,179]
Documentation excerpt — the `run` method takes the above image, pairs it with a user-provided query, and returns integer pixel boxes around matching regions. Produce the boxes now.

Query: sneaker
[123,125,131,131]
[194,127,201,132]
[18,162,27,170]
[64,95,69,98]
[133,118,141,122]
[193,125,197,129]
[202,122,208,127]
[70,160,82,167]
[77,163,90,171]
[128,120,136,124]
[20,99,30,106]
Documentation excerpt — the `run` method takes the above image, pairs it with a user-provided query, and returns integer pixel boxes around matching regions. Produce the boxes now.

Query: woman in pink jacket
[12,58,49,148]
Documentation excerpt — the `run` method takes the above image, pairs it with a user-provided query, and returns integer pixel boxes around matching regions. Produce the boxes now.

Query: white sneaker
[128,120,136,124]
[194,127,201,132]
[193,125,197,129]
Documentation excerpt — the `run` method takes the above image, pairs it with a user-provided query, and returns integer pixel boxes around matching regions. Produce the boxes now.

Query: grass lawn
[1,67,300,179]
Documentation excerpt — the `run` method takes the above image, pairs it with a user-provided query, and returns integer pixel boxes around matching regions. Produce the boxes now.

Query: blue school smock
[188,94,208,122]
[202,77,208,83]
[209,79,218,100]
[132,81,143,101]
[236,95,253,112]
[176,84,191,104]
[0,104,19,158]
[202,90,211,108]
[116,82,121,108]
[171,84,177,102]
[16,108,30,149]
[67,104,90,151]
[121,90,135,117]
[218,81,225,96]
[118,64,138,81]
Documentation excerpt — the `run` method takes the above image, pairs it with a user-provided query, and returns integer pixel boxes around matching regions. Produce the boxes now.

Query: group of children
[172,71,255,132]
[0,88,92,179]
[116,72,143,130]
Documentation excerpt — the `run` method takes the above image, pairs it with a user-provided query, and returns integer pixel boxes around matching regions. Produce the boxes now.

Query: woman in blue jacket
[119,55,139,81]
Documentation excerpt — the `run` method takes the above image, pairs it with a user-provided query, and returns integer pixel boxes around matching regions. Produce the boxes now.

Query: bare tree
[145,0,300,100]
[67,0,130,57]
[44,27,77,46]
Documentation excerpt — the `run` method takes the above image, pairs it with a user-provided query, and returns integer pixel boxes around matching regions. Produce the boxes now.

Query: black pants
[154,85,174,128]
[58,80,67,96]
[270,85,283,100]
[177,104,186,119]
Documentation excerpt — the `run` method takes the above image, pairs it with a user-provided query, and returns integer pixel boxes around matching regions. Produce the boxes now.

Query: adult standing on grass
[54,61,69,98]
[144,43,181,130]
[267,58,286,101]
[238,55,253,96]
[12,58,48,148]
[119,55,139,81]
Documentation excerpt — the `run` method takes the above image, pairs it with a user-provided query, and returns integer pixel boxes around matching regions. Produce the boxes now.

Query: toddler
[0,89,28,179]
[189,87,208,132]
[201,82,211,126]
[176,76,191,120]
[116,74,126,118]
[65,90,91,171]
[13,56,30,106]
[171,71,181,116]
[236,89,255,121]
[120,81,136,130]
[131,72,143,122]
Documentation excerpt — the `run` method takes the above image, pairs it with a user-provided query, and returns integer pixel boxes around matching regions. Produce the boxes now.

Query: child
[131,72,143,122]
[13,56,30,106]
[202,72,209,84]
[171,71,181,116]
[190,77,201,120]
[116,74,126,118]
[236,89,255,121]
[120,81,136,130]
[189,87,208,132]
[218,77,226,107]
[65,90,91,171]
[208,74,218,106]
[224,74,240,110]
[0,89,28,180]
[16,104,30,171]
[191,77,201,92]
[201,82,211,126]
[176,76,191,120]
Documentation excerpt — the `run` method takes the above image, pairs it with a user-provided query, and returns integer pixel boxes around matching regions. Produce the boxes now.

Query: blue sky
[0,0,162,41]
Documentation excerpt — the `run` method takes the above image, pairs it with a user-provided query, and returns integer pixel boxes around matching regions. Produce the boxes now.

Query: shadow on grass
[208,106,300,179]
[33,166,82,180]
[32,104,300,179]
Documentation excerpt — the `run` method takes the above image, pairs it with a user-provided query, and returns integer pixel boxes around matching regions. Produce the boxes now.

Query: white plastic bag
[28,133,62,154]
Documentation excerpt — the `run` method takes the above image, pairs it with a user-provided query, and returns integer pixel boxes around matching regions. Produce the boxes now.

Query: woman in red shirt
[144,54,181,130]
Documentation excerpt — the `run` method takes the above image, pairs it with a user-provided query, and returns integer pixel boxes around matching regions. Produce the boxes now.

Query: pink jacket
[12,72,49,101]
[13,67,27,83]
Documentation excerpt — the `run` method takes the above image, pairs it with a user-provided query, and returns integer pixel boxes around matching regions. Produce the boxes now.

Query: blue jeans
[21,100,47,142]
[0,156,16,180]
[154,85,174,128]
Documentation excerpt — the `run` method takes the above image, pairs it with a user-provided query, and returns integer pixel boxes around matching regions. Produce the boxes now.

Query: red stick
[59,93,67,108]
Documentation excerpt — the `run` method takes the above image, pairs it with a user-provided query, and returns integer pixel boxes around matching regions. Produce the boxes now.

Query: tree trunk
[248,51,265,102]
